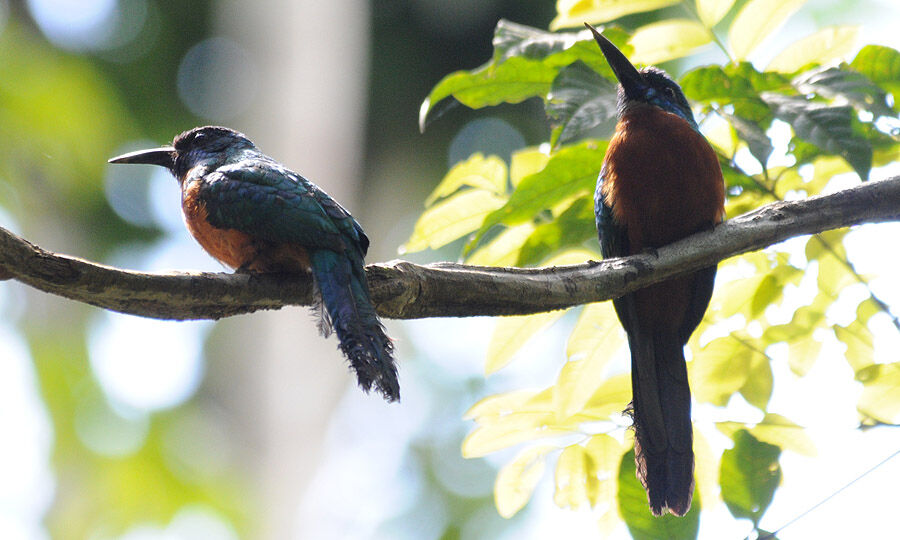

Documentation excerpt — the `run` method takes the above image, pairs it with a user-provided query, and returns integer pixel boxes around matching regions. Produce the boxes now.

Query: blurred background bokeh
[1,1,899,539]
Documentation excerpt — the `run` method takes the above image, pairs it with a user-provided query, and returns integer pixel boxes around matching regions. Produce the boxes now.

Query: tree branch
[2,176,899,320]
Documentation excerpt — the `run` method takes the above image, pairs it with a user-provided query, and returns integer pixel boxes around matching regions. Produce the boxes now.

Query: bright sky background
[2,0,900,539]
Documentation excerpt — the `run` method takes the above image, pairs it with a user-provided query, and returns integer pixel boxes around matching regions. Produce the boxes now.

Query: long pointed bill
[108,147,176,169]
[584,23,646,99]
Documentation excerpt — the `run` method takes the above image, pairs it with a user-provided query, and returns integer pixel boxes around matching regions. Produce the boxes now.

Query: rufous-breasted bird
[109,126,399,401]
[585,24,725,516]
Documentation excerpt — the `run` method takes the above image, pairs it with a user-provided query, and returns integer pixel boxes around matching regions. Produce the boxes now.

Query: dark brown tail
[629,331,694,516]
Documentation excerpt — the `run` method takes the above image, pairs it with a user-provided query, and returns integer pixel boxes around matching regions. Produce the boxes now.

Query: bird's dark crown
[174,126,256,155]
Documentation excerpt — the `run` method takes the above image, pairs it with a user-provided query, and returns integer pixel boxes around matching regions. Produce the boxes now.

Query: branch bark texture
[2,176,899,321]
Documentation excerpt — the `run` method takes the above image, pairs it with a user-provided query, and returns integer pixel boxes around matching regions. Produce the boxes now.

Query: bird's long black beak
[584,23,646,99]
[108,147,176,169]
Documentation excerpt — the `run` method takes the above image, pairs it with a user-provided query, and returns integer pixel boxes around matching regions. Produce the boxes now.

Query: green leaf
[851,45,900,95]
[554,308,621,418]
[486,311,567,374]
[836,318,875,374]
[551,0,681,30]
[691,336,763,406]
[762,93,872,179]
[465,140,608,254]
[856,362,900,424]
[720,430,781,526]
[681,63,786,123]
[465,223,536,266]
[495,445,555,518]
[510,147,552,186]
[740,352,773,410]
[425,153,508,206]
[618,449,701,539]
[581,373,633,419]
[402,189,507,253]
[795,66,895,117]
[728,0,807,60]
[767,26,860,74]
[555,435,623,511]
[516,196,596,266]
[628,19,713,65]
[420,56,559,130]
[546,61,618,148]
[695,0,737,27]
[718,110,774,167]
[751,413,816,456]
[419,21,632,130]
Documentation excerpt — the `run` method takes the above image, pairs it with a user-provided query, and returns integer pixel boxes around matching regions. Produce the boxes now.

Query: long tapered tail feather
[629,331,694,516]
[309,249,399,401]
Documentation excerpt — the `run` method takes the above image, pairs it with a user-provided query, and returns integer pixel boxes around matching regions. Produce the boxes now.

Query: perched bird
[585,24,725,516]
[109,126,399,401]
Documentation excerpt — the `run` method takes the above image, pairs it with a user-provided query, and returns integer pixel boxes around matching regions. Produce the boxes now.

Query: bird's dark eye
[663,87,676,99]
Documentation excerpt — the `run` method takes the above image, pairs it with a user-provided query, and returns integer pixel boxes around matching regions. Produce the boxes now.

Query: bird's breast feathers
[601,107,725,249]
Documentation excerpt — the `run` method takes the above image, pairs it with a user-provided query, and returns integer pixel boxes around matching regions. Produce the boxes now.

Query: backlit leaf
[767,26,859,73]
[486,311,567,374]
[510,147,551,186]
[466,223,536,266]
[402,189,507,253]
[424,153,508,206]
[629,19,713,65]
[729,0,807,60]
[720,430,781,526]
[856,362,900,424]
[794,66,894,117]
[465,141,608,254]
[850,44,900,95]
[551,0,680,30]
[751,413,816,456]
[739,352,773,410]
[516,196,597,266]
[495,445,554,517]
[696,0,737,27]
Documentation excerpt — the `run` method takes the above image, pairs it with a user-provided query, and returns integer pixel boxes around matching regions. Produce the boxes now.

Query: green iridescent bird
[109,126,399,401]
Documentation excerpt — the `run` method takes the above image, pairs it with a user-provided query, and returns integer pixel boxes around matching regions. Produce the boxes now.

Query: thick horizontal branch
[2,176,899,320]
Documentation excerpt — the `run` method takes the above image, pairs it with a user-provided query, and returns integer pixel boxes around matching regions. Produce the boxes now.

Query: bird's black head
[584,23,696,127]
[108,125,257,180]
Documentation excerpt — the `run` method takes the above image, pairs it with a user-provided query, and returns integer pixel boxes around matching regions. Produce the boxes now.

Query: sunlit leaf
[835,318,875,374]
[420,56,558,130]
[767,26,860,73]
[402,189,507,253]
[751,413,816,456]
[486,311,567,374]
[629,19,713,65]
[464,389,546,421]
[425,153,508,206]
[856,362,900,424]
[618,449,701,539]
[466,223,536,266]
[693,429,720,508]
[516,196,597,266]
[581,373,632,418]
[719,430,781,526]
[691,336,763,406]
[728,0,807,60]
[851,44,900,95]
[465,141,608,254]
[695,0,737,27]
[555,305,621,418]
[551,0,680,30]
[718,110,773,167]
[510,147,551,186]
[546,61,617,147]
[554,444,593,509]
[495,445,555,517]
[740,352,773,410]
